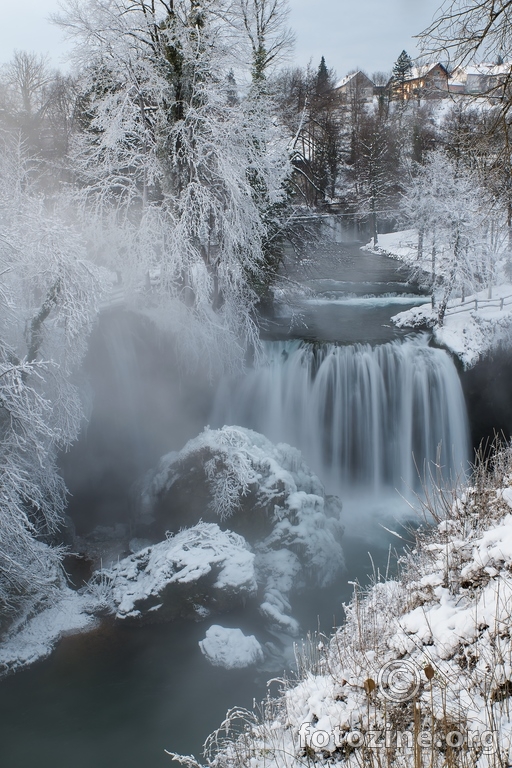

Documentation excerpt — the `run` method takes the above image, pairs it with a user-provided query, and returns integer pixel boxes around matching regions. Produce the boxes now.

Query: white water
[212,335,470,498]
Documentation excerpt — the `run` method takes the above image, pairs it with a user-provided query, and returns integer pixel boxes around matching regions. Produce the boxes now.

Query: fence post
[501,297,504,311]
[475,299,478,310]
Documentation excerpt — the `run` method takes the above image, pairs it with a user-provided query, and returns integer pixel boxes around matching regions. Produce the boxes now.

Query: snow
[0,588,101,677]
[104,523,257,621]
[196,460,512,768]
[393,283,512,368]
[360,229,418,261]
[143,426,344,633]
[363,230,512,367]
[199,625,264,669]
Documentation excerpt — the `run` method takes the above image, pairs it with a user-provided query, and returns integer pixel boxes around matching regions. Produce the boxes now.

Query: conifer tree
[392,50,413,100]
[316,56,329,96]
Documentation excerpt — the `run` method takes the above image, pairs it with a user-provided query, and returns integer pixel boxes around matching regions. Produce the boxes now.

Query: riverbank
[363,231,512,368]
[192,445,512,768]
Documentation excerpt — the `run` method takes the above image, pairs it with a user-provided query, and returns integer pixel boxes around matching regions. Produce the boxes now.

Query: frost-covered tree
[0,134,106,614]
[401,150,499,324]
[56,0,291,369]
[0,52,78,176]
[227,0,295,84]
[351,111,401,244]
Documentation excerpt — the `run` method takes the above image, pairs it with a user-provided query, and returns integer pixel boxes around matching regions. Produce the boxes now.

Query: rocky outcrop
[103,523,257,623]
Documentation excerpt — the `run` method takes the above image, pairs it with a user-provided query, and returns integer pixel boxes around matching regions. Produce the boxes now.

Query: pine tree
[392,50,413,100]
[316,56,329,96]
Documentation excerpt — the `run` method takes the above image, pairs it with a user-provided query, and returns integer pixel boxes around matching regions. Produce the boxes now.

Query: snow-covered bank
[361,229,418,262]
[393,284,512,368]
[363,231,512,367]
[0,587,103,677]
[182,447,512,768]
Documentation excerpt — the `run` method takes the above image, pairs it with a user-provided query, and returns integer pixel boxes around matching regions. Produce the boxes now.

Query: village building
[333,71,375,105]
[394,63,449,100]
[451,63,512,97]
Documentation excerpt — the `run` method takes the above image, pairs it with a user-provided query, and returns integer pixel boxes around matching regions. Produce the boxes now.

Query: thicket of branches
[0,133,105,615]
[0,0,295,613]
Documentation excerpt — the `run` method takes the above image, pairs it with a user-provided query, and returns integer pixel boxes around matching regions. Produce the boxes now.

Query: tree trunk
[27,279,61,366]
[370,196,378,246]
[418,228,424,261]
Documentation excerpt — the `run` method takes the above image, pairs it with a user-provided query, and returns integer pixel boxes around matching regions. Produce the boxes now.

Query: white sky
[0,0,443,77]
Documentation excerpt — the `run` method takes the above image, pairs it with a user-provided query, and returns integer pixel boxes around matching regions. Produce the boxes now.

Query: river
[0,240,470,767]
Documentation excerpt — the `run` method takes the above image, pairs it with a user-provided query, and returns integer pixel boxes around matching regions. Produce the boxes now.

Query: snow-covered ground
[363,231,512,367]
[0,587,102,677]
[189,449,512,768]
[361,229,419,262]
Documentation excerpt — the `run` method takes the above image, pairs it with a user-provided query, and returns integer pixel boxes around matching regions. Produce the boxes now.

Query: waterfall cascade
[212,335,470,497]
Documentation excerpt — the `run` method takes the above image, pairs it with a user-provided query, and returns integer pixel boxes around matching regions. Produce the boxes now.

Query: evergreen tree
[316,56,329,96]
[392,50,413,100]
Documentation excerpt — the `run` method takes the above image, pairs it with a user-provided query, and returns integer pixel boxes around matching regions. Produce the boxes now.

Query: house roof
[454,62,512,79]
[334,71,374,90]
[405,63,448,82]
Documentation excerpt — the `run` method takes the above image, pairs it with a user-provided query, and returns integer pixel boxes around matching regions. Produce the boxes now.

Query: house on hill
[393,63,449,100]
[451,62,512,96]
[334,71,375,105]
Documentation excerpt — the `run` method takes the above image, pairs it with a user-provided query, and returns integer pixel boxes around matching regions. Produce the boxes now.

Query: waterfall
[212,335,470,497]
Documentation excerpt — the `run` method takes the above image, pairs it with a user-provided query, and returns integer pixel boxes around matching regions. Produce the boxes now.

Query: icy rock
[103,523,257,622]
[199,625,264,669]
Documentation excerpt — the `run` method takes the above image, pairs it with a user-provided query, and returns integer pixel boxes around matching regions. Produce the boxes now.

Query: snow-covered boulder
[141,427,344,632]
[199,625,264,669]
[103,523,257,622]
[142,426,343,575]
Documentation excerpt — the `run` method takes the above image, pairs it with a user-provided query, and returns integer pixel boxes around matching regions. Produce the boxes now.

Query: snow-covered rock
[103,523,257,622]
[141,427,344,632]
[199,625,264,669]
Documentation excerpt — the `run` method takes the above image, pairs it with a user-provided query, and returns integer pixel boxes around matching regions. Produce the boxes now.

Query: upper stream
[0,240,471,768]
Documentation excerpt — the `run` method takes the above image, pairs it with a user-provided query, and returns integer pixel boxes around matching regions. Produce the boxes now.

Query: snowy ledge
[362,231,512,368]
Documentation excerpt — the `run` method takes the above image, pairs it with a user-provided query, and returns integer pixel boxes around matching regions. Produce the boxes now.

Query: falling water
[212,335,470,496]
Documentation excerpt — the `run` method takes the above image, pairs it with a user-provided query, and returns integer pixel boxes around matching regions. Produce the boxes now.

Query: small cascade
[212,336,470,496]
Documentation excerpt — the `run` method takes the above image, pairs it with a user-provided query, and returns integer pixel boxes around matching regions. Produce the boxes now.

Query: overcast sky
[1,0,443,77]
